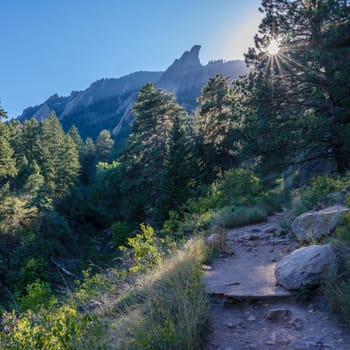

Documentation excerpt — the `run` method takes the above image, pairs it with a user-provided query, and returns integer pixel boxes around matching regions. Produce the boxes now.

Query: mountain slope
[18,46,248,141]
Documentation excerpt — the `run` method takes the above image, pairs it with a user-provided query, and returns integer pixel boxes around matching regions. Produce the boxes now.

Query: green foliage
[191,168,276,214]
[212,205,271,228]
[121,224,166,273]
[323,212,350,324]
[95,129,114,163]
[17,258,47,294]
[159,115,200,222]
[119,83,188,222]
[0,305,107,349]
[112,221,133,248]
[0,119,17,183]
[119,239,208,350]
[193,74,236,181]
[292,175,343,214]
[18,280,57,312]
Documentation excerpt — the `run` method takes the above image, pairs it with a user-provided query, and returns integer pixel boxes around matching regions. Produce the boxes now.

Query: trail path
[204,214,350,350]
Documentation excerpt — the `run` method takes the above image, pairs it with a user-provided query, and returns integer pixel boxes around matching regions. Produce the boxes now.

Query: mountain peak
[172,45,202,70]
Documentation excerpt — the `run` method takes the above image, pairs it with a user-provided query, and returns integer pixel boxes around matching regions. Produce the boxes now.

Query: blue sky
[1,0,262,118]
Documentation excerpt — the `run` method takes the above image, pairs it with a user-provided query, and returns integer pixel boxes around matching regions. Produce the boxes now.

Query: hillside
[18,46,248,141]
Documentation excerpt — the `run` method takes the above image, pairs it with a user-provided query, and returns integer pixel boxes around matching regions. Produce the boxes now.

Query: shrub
[212,205,271,228]
[17,280,57,312]
[322,212,350,324]
[120,224,170,273]
[292,175,342,215]
[112,221,133,248]
[0,305,106,349]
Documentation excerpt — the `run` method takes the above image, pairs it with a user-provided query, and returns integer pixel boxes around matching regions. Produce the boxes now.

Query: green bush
[292,175,342,215]
[17,280,57,312]
[212,205,271,228]
[323,212,350,324]
[120,224,171,273]
[112,221,133,248]
[0,305,106,349]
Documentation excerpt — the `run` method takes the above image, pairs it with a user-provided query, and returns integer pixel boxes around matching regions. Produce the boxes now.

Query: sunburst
[266,39,280,56]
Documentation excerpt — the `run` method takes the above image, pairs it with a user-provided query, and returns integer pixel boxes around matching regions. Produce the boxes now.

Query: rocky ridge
[18,46,248,141]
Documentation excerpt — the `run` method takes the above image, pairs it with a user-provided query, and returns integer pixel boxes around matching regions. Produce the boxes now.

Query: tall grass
[108,238,209,350]
[322,214,350,324]
[212,204,273,228]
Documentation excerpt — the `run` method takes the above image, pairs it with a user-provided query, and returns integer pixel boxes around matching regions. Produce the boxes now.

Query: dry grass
[105,238,209,349]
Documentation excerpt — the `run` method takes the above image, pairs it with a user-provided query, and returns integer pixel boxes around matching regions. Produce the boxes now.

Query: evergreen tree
[80,137,96,184]
[68,125,83,151]
[37,112,80,196]
[24,160,44,195]
[193,74,235,181]
[0,106,17,184]
[243,0,350,174]
[95,129,114,162]
[120,83,186,221]
[159,115,199,222]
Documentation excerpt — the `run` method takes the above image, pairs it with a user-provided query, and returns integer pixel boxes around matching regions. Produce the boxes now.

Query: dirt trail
[204,214,350,350]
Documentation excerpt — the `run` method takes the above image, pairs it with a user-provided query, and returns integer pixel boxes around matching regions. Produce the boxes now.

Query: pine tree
[159,115,199,222]
[36,112,80,196]
[0,106,17,184]
[120,83,186,221]
[68,125,83,151]
[243,0,350,174]
[95,129,114,163]
[80,137,96,184]
[193,74,234,181]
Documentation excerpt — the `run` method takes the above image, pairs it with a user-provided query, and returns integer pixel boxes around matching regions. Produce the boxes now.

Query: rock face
[275,244,338,290]
[18,46,248,143]
[158,45,247,111]
[292,205,349,242]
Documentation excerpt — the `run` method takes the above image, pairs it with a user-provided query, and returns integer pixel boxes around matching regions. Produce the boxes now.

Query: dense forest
[0,0,350,348]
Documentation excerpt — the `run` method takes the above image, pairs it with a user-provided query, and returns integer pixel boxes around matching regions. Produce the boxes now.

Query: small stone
[225,322,234,329]
[289,317,303,331]
[271,257,277,262]
[202,264,212,271]
[270,332,277,342]
[247,315,256,322]
[265,308,292,321]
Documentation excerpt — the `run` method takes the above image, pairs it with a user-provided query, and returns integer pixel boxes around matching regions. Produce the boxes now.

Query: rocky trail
[204,214,350,350]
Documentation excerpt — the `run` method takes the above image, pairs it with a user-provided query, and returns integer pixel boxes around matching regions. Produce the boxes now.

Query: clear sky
[1,0,262,118]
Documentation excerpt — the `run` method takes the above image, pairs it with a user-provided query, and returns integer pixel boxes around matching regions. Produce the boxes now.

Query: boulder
[275,244,338,290]
[206,233,224,250]
[292,205,349,242]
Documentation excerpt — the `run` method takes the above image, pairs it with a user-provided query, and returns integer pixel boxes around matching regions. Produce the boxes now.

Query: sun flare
[266,39,280,55]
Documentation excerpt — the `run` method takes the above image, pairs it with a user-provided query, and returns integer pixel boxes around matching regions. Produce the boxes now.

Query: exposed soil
[204,214,350,350]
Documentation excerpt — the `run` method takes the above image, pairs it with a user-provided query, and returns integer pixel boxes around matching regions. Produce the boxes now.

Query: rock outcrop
[18,46,248,143]
[291,205,349,242]
[275,244,338,290]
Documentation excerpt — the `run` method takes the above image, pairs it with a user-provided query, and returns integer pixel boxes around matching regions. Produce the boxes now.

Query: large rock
[275,244,338,290]
[292,205,349,242]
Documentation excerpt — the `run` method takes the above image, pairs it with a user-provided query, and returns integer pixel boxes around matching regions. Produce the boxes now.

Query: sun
[266,39,280,55]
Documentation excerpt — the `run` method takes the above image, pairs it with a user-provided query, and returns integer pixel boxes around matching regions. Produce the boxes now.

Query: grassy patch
[322,213,350,324]
[212,204,272,228]
[111,238,209,349]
